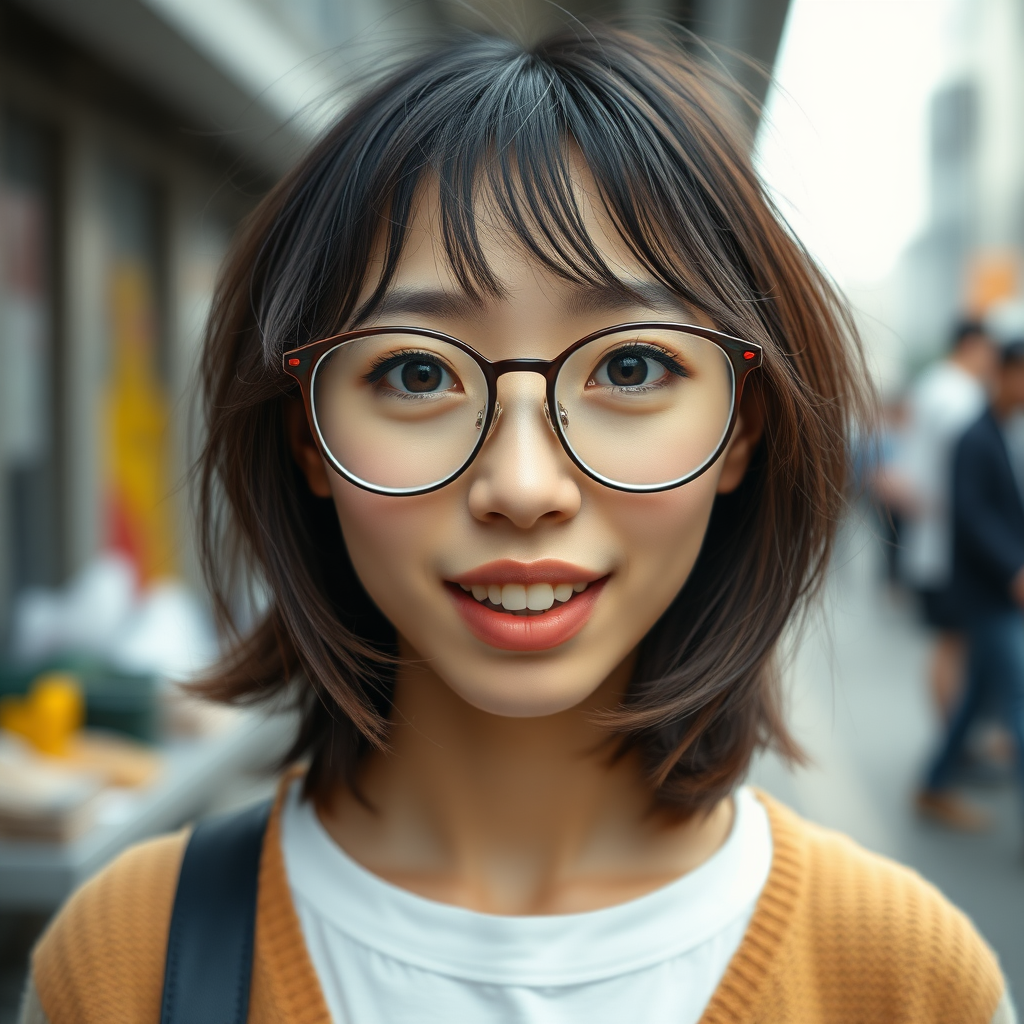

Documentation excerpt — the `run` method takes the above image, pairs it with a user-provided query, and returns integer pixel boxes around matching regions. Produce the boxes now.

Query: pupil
[609,354,647,386]
[402,361,442,392]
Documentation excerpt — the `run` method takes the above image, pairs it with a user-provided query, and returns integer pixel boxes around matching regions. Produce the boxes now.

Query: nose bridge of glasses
[490,358,554,377]
[489,363,558,438]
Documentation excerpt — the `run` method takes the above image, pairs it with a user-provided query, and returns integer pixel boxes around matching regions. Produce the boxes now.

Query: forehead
[355,164,668,319]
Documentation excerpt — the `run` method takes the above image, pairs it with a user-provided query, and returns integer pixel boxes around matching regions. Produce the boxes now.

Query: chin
[442,661,607,719]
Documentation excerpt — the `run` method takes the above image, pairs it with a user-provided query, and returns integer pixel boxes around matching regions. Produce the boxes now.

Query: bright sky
[755,0,955,289]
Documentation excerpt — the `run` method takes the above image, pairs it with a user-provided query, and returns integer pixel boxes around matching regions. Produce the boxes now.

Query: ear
[284,398,333,498]
[716,386,764,495]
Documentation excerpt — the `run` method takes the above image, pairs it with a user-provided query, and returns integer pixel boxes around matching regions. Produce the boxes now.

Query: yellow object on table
[0,674,85,756]
[0,674,160,789]
[64,732,160,788]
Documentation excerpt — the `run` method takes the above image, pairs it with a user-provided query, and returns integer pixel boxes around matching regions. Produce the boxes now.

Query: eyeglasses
[282,322,762,495]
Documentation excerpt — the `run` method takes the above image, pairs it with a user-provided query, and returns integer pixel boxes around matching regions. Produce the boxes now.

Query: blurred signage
[100,164,175,584]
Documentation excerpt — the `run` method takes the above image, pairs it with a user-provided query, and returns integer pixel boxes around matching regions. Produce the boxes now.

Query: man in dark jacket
[917,339,1024,831]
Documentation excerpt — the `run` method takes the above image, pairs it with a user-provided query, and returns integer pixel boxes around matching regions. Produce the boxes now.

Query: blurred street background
[750,515,1024,997]
[0,0,1022,1017]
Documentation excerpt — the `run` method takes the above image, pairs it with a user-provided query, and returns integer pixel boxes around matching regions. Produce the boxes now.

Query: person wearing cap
[918,337,1024,832]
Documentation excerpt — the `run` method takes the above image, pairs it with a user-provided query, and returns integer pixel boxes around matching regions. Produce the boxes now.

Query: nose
[466,372,582,528]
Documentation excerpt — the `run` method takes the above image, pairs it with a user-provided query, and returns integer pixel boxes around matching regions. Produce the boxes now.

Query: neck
[318,644,733,915]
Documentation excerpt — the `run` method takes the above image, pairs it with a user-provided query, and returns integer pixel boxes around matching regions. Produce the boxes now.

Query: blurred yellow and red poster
[103,262,175,584]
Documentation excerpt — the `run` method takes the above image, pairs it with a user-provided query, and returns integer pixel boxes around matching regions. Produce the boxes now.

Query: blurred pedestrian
[917,338,1024,832]
[862,399,914,588]
[899,321,997,718]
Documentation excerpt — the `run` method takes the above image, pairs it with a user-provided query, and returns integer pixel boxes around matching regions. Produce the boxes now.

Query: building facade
[899,0,1024,361]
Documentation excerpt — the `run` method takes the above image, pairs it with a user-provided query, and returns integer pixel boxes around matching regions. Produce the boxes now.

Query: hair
[1001,339,1024,365]
[951,318,987,349]
[195,24,870,814]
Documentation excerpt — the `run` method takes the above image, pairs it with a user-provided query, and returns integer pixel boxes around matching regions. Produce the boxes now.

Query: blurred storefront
[0,0,381,640]
[0,5,246,636]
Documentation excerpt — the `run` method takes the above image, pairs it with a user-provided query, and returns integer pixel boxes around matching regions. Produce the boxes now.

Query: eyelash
[363,350,458,394]
[593,344,688,388]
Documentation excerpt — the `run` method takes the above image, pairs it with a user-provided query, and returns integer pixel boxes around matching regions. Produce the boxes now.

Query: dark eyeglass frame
[282,321,763,496]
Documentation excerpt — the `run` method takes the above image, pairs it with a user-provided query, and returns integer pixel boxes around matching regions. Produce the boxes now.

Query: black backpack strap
[160,799,273,1024]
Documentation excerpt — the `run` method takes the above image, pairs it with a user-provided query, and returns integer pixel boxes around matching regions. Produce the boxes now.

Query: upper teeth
[459,581,589,611]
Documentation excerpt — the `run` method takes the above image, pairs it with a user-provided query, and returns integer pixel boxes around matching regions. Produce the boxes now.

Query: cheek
[326,477,449,619]
[600,473,720,611]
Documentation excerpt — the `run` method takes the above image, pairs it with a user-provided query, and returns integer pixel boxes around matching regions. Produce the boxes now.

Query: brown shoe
[915,789,993,832]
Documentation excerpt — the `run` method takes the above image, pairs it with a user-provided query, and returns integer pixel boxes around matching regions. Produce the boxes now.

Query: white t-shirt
[899,361,986,587]
[281,782,772,1024]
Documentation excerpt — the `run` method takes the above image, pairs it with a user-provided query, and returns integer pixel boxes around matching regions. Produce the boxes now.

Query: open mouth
[452,580,592,617]
[444,560,609,651]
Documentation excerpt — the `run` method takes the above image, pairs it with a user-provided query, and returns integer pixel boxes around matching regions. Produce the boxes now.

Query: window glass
[0,110,58,615]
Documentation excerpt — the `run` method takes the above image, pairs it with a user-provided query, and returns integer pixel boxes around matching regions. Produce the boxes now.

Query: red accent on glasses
[288,358,301,366]
[743,351,755,360]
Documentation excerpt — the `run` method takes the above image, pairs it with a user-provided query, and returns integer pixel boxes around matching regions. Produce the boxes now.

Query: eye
[368,352,459,395]
[590,347,679,389]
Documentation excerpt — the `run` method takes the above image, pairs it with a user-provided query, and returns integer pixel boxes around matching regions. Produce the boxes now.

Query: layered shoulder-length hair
[197,25,867,813]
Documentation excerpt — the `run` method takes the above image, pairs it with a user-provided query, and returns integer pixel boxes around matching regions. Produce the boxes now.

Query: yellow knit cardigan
[31,785,1009,1023]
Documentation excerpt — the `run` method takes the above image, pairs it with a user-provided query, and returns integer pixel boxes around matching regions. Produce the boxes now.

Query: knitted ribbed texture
[32,828,188,1023]
[700,795,1005,1024]
[32,785,1006,1024]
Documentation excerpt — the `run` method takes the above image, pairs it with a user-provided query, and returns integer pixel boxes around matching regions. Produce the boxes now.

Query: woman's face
[291,184,761,717]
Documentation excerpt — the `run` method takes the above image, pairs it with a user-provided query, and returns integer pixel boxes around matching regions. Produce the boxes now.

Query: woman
[25,25,1012,1024]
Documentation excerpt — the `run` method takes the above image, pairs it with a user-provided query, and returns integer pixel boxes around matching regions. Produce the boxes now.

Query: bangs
[364,56,639,310]
[260,31,765,353]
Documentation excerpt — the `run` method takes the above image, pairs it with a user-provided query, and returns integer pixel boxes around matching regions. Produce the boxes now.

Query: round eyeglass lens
[553,327,736,489]
[311,332,489,492]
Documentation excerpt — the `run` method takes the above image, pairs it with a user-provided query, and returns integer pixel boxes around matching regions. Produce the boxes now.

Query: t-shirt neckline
[282,782,772,986]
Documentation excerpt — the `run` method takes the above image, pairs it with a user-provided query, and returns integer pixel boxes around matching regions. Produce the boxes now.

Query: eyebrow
[562,280,696,319]
[351,287,486,327]
[350,279,696,329]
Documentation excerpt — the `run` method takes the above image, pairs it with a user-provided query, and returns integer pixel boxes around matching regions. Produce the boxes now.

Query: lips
[446,560,608,651]
[449,559,606,587]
